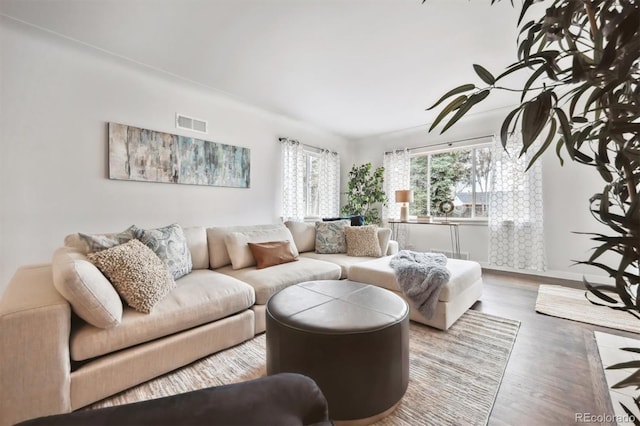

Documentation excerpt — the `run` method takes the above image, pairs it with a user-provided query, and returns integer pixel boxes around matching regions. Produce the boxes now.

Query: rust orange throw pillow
[248,241,298,269]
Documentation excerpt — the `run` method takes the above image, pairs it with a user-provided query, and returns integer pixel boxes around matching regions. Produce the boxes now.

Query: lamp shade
[395,190,414,203]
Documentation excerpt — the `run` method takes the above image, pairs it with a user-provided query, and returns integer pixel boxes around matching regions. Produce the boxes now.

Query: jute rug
[90,310,519,425]
[535,284,640,334]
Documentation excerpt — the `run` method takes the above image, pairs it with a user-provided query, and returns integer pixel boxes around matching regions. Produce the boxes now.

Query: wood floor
[476,270,631,426]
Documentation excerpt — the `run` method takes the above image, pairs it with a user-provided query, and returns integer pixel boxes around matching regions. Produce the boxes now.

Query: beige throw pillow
[88,239,176,314]
[345,226,382,257]
[52,247,123,328]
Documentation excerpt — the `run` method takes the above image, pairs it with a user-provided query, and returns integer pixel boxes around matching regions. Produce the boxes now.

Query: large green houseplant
[425,0,640,414]
[342,163,387,225]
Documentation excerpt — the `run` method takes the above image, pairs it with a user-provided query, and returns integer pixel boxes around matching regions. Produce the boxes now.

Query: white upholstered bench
[347,256,483,330]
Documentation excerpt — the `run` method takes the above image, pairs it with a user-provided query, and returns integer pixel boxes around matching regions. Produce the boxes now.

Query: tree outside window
[410,145,492,219]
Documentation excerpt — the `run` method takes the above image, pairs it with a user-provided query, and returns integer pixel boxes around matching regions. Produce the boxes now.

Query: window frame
[409,141,493,222]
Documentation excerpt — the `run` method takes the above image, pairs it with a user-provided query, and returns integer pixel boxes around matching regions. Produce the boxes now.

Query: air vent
[176,113,208,134]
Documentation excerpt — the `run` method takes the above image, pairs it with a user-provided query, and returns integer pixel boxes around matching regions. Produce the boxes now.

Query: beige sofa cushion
[224,226,299,270]
[51,247,123,329]
[207,224,283,268]
[300,252,379,278]
[347,256,482,302]
[377,228,392,256]
[284,221,316,253]
[217,257,341,304]
[183,226,209,270]
[70,270,255,361]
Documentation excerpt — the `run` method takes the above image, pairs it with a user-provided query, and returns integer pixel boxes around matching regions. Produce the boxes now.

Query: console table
[388,220,461,259]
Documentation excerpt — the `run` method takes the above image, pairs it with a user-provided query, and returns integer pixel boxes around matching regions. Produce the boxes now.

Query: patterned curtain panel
[318,149,340,217]
[383,149,411,220]
[280,138,305,221]
[488,134,546,271]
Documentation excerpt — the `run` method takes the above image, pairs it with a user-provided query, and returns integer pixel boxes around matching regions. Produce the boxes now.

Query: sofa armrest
[387,240,399,255]
[0,265,72,426]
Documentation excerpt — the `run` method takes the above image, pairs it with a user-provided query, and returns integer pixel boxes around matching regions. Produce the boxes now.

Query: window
[409,144,492,219]
[280,137,340,220]
[303,151,320,217]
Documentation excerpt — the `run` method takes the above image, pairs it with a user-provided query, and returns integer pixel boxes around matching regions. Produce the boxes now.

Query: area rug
[535,284,640,334]
[594,331,640,425]
[90,310,520,425]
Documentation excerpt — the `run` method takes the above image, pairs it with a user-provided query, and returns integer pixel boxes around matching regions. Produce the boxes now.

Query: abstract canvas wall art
[108,122,250,188]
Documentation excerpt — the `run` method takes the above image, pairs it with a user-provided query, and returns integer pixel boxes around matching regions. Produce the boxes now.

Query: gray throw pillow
[78,225,139,253]
[136,223,192,279]
[315,220,350,254]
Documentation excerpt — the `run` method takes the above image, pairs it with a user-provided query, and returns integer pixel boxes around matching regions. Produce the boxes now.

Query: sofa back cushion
[52,247,123,328]
[224,226,299,270]
[207,224,284,269]
[182,226,209,270]
[377,227,392,256]
[284,221,317,253]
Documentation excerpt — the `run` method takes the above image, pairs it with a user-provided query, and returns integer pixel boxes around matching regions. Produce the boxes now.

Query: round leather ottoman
[266,280,409,424]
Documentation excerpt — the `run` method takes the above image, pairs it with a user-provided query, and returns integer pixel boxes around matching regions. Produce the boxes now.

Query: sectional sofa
[0,221,397,426]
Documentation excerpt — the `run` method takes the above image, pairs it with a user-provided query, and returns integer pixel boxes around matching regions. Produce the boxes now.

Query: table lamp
[395,190,414,222]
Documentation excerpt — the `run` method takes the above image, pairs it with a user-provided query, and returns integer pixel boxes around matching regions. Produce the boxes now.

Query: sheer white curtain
[488,133,546,271]
[280,137,305,221]
[383,149,411,220]
[318,149,340,217]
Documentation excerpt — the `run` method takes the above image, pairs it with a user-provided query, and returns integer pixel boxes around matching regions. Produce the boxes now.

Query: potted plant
[342,163,387,225]
[425,0,639,414]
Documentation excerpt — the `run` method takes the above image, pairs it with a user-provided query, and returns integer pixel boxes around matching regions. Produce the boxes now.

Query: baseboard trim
[479,263,612,287]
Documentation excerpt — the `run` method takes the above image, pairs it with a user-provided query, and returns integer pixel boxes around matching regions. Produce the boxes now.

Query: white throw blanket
[389,250,451,320]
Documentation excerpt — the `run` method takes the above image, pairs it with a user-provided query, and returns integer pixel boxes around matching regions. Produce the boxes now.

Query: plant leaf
[440,90,490,133]
[429,95,467,132]
[473,64,495,85]
[526,118,556,170]
[427,84,476,111]
[500,108,521,148]
[607,360,640,370]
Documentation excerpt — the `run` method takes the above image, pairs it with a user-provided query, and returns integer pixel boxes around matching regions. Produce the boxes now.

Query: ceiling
[0,0,527,139]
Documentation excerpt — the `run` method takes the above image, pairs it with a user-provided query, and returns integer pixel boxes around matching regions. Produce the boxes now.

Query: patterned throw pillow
[345,225,382,257]
[136,224,192,279]
[78,225,139,253]
[88,239,176,314]
[315,220,350,254]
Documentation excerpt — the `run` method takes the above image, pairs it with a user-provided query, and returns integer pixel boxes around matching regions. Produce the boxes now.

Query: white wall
[352,108,612,284]
[0,17,353,293]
